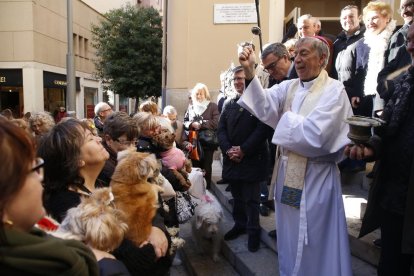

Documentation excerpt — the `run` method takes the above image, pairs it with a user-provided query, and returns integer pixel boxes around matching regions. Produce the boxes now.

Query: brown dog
[111,149,162,246]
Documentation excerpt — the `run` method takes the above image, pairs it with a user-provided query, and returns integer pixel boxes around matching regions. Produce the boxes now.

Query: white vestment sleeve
[274,84,353,158]
[237,77,292,129]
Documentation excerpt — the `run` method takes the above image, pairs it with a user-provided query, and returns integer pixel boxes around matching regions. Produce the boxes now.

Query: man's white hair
[163,105,177,116]
[94,102,109,116]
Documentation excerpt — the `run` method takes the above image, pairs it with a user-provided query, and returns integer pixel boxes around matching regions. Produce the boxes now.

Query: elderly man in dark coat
[218,66,271,252]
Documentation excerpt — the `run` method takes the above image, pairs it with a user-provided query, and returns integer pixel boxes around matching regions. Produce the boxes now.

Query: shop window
[44,88,65,114]
[84,87,97,118]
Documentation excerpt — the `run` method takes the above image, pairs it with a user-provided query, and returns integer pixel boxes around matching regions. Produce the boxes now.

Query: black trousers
[378,208,413,276]
[229,180,261,235]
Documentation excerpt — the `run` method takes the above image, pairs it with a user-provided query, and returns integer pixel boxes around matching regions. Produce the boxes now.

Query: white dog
[191,190,224,262]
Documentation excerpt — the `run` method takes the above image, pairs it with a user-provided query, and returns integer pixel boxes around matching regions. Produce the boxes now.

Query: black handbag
[198,129,219,148]
[175,191,197,224]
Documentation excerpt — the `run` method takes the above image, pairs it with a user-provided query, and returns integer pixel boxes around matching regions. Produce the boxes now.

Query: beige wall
[81,0,136,14]
[0,0,103,73]
[165,0,272,115]
[0,0,106,115]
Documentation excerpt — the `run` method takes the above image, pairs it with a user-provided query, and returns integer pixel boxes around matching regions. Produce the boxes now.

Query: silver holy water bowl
[344,116,385,144]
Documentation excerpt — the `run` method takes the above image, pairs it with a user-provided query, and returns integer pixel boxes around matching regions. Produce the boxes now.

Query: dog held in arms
[53,187,128,252]
[110,150,163,246]
[191,190,224,262]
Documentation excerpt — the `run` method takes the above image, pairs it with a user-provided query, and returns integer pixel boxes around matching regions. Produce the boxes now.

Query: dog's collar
[202,194,214,203]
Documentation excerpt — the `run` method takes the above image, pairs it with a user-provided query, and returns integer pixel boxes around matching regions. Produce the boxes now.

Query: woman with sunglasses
[0,118,99,275]
[98,111,139,186]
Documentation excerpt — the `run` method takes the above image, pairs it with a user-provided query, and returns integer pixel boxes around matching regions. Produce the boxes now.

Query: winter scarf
[191,99,210,117]
[382,66,414,136]
[363,20,396,96]
[0,227,99,276]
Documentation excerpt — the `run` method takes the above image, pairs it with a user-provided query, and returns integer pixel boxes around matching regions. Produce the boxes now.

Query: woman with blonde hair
[139,100,159,115]
[184,83,220,189]
[352,1,396,116]
[29,111,55,145]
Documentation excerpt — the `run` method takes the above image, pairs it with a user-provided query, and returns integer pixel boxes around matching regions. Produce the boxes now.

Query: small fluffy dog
[111,149,163,246]
[54,187,128,252]
[191,190,224,262]
[153,128,192,190]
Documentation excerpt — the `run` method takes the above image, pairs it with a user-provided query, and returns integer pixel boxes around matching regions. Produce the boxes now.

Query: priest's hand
[238,44,256,80]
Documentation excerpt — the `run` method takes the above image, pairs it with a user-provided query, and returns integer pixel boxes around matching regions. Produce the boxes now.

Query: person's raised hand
[238,44,256,80]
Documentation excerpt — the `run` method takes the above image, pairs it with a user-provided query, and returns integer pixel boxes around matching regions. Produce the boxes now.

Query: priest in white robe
[238,37,353,276]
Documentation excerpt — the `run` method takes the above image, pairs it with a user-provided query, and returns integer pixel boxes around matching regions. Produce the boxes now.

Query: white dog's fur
[191,190,223,262]
[166,226,186,255]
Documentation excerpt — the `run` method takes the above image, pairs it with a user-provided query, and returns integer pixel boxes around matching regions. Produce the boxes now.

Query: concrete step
[179,216,239,276]
[179,185,279,275]
[210,160,378,275]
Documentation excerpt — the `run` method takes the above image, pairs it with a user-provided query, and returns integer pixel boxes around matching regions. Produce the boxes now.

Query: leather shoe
[259,204,270,216]
[216,179,227,184]
[262,200,275,211]
[248,232,261,252]
[225,185,231,192]
[268,230,277,240]
[373,238,382,248]
[224,226,246,241]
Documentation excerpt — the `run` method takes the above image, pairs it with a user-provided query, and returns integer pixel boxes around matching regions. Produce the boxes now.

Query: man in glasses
[261,42,298,239]
[93,102,113,136]
[261,43,298,87]
[218,66,272,252]
[98,111,138,186]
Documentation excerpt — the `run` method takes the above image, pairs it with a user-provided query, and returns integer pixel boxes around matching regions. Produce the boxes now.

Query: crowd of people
[0,94,213,274]
[1,0,414,275]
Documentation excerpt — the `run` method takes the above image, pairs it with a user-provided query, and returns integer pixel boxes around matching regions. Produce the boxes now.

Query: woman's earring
[79,160,86,167]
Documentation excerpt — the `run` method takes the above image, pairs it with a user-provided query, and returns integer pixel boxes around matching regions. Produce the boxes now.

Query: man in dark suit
[261,43,297,87]
[218,66,271,252]
[261,43,298,239]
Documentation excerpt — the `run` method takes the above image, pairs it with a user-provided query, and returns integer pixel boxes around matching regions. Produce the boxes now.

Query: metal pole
[66,0,76,117]
[254,0,263,52]
[161,0,168,110]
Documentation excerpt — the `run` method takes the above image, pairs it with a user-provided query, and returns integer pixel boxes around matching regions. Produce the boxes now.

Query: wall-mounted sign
[0,69,23,86]
[43,71,80,90]
[214,3,257,24]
